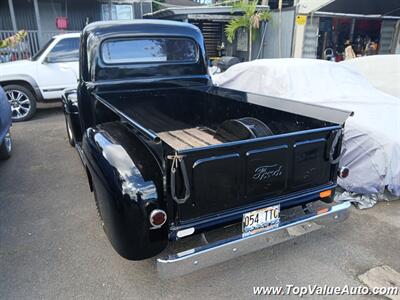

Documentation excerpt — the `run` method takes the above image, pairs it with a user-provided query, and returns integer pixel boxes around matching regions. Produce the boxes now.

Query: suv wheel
[0,131,12,160]
[4,84,37,122]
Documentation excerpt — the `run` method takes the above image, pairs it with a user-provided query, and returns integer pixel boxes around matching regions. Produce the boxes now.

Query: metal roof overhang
[186,14,238,21]
[314,11,400,20]
[144,5,270,20]
[316,0,400,19]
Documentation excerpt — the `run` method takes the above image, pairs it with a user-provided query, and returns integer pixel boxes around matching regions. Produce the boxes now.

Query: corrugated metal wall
[67,2,102,30]
[15,1,37,30]
[379,20,398,54]
[396,22,400,54]
[0,1,13,30]
[0,0,149,32]
[0,0,99,31]
[253,8,295,59]
[0,0,37,30]
[133,2,152,19]
[302,16,320,58]
[1,0,151,62]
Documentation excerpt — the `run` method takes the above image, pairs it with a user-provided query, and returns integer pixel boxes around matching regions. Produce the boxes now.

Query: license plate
[242,204,280,236]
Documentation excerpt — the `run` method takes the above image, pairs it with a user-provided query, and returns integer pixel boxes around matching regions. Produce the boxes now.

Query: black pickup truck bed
[97,86,336,136]
[94,86,347,226]
[64,20,352,275]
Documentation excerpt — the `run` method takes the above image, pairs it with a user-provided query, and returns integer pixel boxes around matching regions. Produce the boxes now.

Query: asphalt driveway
[0,107,399,299]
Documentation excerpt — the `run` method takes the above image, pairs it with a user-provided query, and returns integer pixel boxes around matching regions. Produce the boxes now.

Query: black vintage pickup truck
[62,20,352,278]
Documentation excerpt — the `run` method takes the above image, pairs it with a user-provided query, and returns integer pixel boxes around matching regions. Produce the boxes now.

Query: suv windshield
[31,38,55,61]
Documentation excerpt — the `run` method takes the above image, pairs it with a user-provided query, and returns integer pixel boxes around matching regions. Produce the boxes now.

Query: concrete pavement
[0,107,399,299]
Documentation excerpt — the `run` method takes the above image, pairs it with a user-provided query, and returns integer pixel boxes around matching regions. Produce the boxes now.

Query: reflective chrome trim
[6,89,31,120]
[66,117,74,141]
[157,201,351,278]
[42,87,68,92]
[4,132,12,153]
[338,166,349,178]
[149,209,167,228]
[177,227,195,238]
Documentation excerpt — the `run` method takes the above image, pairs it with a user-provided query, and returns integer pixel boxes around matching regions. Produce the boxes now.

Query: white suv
[0,33,80,121]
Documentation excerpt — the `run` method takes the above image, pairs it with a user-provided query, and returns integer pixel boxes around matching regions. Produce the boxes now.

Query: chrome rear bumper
[157,201,351,278]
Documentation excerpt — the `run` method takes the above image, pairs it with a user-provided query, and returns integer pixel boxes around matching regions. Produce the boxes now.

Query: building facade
[145,6,271,61]
[147,0,400,61]
[0,0,152,61]
[290,0,400,60]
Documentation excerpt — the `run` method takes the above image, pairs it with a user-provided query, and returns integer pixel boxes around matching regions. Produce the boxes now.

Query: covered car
[0,86,12,159]
[213,58,400,200]
[340,54,400,98]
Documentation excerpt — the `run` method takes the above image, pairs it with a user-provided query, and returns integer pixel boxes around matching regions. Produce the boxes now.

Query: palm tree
[225,0,271,61]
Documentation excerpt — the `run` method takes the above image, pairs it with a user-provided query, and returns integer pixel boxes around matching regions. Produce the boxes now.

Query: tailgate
[169,126,342,223]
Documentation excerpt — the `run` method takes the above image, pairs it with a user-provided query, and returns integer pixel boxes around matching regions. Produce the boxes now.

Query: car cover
[213,58,400,199]
[340,54,400,98]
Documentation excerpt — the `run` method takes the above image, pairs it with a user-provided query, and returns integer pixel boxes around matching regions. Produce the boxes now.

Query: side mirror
[43,56,55,64]
[62,89,78,106]
[66,91,78,103]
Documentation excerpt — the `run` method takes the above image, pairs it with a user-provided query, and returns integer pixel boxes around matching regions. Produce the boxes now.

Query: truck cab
[63,20,352,278]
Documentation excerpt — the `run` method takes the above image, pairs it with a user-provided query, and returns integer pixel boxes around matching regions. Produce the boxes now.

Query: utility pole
[8,0,17,32]
[33,0,42,45]
[278,0,282,57]
[109,0,113,20]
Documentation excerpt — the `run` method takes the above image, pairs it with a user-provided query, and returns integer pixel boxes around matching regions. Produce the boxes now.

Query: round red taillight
[338,167,349,178]
[149,209,167,227]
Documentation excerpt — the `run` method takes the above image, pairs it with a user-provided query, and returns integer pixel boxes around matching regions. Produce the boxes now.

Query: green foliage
[0,30,27,49]
[152,0,165,13]
[225,0,271,43]
[225,16,248,43]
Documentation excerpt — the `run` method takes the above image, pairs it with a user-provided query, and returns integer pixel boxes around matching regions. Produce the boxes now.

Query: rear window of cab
[101,38,199,64]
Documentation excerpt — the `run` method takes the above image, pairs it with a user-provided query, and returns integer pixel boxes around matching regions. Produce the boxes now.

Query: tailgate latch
[168,153,190,204]
[327,129,343,164]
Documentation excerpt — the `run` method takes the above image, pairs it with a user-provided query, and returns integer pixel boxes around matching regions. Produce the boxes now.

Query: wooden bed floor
[158,127,223,150]
[120,103,190,133]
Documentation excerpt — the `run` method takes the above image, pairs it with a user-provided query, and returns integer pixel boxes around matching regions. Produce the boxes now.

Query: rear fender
[83,122,167,260]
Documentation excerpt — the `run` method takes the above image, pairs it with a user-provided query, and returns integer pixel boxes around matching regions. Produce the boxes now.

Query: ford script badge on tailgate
[253,164,283,181]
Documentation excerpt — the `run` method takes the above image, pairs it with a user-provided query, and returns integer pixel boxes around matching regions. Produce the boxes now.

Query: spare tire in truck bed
[214,117,274,142]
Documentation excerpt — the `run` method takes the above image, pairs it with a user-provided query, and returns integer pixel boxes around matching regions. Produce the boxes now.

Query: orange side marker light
[319,190,332,198]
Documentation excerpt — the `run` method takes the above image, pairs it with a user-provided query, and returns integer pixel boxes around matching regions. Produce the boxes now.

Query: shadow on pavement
[32,105,63,121]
